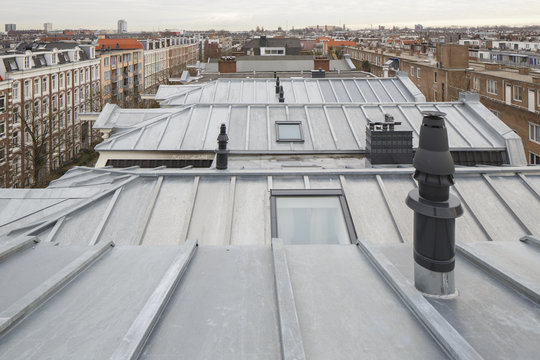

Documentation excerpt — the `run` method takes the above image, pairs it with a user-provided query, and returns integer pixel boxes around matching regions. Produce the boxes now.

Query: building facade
[346,44,540,164]
[0,43,100,187]
[139,37,198,93]
[96,39,144,108]
[117,20,127,34]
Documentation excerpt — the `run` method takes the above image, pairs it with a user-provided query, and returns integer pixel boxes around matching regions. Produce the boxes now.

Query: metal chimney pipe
[215,123,229,170]
[279,89,285,103]
[406,111,463,297]
[275,77,280,94]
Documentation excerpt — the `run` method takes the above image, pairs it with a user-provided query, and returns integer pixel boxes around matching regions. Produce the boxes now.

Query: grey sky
[4,0,540,31]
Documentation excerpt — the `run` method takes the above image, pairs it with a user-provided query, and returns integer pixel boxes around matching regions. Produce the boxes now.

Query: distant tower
[5,24,16,32]
[44,23,53,32]
[117,19,127,33]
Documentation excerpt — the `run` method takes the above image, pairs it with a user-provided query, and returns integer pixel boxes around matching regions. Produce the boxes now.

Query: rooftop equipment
[406,111,463,296]
[215,124,229,170]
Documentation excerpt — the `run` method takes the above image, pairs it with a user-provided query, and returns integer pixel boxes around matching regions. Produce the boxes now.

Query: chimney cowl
[406,111,463,297]
[215,124,229,170]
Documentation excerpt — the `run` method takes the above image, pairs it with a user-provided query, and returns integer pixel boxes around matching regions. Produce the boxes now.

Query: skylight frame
[275,121,305,143]
[270,189,357,244]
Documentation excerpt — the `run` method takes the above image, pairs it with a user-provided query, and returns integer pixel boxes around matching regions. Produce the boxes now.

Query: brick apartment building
[139,37,198,93]
[0,81,10,187]
[96,39,144,108]
[346,44,540,164]
[0,43,100,187]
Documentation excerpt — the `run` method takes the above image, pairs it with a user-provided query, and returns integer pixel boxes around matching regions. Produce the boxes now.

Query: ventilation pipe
[406,111,463,297]
[216,124,229,170]
[275,76,280,94]
[279,87,285,103]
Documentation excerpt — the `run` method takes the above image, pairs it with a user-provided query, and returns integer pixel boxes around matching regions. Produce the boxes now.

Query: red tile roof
[97,39,143,50]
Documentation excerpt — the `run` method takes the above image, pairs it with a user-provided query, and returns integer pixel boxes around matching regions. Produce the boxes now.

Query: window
[12,131,19,147]
[59,73,64,88]
[74,70,78,85]
[74,89,79,104]
[530,122,540,143]
[66,72,72,87]
[52,75,58,91]
[42,77,48,93]
[43,99,49,115]
[34,100,40,117]
[538,90,540,107]
[24,80,31,98]
[0,146,5,162]
[104,57,109,67]
[24,56,30,69]
[530,152,540,165]
[410,66,414,76]
[52,95,58,111]
[12,106,20,124]
[59,93,64,108]
[33,78,40,95]
[473,77,479,91]
[12,82,20,101]
[487,79,497,95]
[514,85,523,101]
[434,72,437,83]
[0,121,5,137]
[270,189,356,245]
[417,68,421,78]
[275,121,304,142]
[24,103,31,119]
[67,91,72,106]
[0,95,5,112]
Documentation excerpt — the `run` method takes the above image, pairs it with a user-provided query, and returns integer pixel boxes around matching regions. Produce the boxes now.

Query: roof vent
[406,111,463,297]
[311,68,326,78]
[215,124,229,170]
[115,42,120,50]
[366,115,412,164]
[275,76,280,94]
[279,86,284,103]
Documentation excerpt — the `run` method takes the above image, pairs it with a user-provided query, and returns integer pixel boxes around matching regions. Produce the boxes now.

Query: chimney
[215,124,229,170]
[406,111,463,297]
[275,76,280,94]
[218,56,236,73]
[365,115,412,164]
[279,88,285,102]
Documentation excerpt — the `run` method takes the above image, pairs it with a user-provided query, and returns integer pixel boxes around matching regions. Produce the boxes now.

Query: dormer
[45,48,59,65]
[22,50,33,70]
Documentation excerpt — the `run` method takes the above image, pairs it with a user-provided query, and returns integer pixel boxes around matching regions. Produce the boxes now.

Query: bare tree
[15,99,66,185]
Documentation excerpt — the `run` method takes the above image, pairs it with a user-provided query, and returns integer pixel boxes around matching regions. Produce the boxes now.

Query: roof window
[275,121,304,142]
[270,189,356,244]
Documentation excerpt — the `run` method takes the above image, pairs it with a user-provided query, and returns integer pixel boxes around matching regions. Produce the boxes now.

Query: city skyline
[3,0,540,31]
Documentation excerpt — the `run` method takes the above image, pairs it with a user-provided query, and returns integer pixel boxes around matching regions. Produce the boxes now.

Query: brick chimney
[314,56,330,72]
[218,56,236,73]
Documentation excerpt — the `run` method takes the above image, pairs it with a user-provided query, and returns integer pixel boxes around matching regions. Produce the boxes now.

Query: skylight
[275,121,304,142]
[271,189,356,244]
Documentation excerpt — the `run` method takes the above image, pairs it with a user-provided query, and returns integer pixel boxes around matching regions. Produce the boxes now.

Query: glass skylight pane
[275,196,350,244]
[278,123,301,140]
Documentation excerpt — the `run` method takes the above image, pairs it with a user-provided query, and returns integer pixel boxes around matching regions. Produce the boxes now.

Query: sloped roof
[0,165,539,358]
[94,100,522,164]
[96,38,144,50]
[154,75,425,105]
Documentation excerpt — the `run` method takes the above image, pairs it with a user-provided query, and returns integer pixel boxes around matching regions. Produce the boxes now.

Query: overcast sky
[4,0,540,31]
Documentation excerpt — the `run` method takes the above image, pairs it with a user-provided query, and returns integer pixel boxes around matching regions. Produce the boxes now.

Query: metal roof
[94,98,525,165]
[0,165,539,359]
[154,75,425,105]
